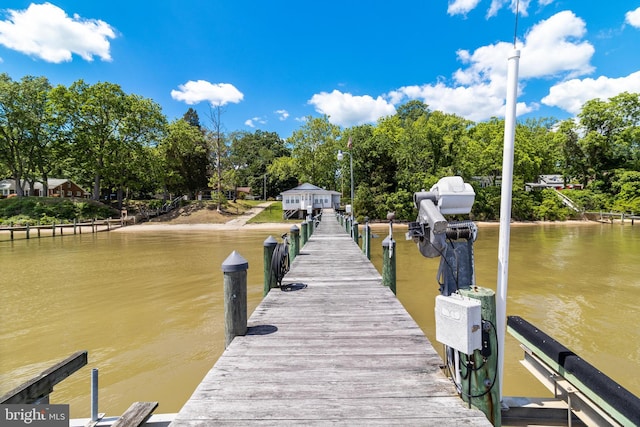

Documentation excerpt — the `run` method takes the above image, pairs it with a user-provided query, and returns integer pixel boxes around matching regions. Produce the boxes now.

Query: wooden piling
[289,225,300,263]
[382,236,396,294]
[362,220,371,259]
[26,224,30,240]
[352,220,359,245]
[263,236,277,296]
[458,287,501,426]
[222,251,248,348]
[300,221,308,246]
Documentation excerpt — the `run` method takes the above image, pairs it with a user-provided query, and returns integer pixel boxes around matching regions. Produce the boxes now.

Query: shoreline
[113,218,607,233]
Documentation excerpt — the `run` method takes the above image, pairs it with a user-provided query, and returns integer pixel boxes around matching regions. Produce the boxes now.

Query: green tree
[287,115,341,189]
[577,92,640,191]
[160,118,209,198]
[460,118,504,185]
[611,170,640,213]
[53,80,165,204]
[0,74,54,195]
[227,130,291,199]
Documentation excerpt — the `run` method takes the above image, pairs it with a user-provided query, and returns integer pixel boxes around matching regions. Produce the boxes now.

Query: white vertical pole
[496,49,520,401]
[91,368,99,421]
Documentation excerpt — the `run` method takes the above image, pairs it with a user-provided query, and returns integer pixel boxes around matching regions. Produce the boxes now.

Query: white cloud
[275,109,289,121]
[0,2,115,63]
[626,7,640,28]
[519,11,594,79]
[542,71,640,114]
[245,116,266,128]
[447,0,481,16]
[389,81,533,122]
[171,80,244,107]
[487,0,508,18]
[449,0,552,18]
[387,10,593,122]
[307,90,396,127]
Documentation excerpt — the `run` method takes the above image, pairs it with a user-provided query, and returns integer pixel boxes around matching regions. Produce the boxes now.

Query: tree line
[1,73,639,221]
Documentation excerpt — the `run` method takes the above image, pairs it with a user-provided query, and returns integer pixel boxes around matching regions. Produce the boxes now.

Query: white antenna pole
[496,48,520,401]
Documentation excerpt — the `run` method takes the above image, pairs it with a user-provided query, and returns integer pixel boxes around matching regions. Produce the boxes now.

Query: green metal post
[263,236,277,296]
[289,225,300,263]
[382,236,396,294]
[458,287,501,426]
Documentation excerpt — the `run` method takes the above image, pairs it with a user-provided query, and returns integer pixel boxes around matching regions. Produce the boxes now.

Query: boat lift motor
[406,176,477,296]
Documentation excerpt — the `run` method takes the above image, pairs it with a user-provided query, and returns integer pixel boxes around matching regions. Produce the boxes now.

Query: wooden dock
[171,212,492,426]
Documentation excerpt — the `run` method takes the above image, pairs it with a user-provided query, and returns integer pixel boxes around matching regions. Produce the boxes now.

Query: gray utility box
[435,294,482,355]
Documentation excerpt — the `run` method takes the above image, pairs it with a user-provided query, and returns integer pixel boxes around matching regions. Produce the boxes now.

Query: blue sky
[1,1,640,139]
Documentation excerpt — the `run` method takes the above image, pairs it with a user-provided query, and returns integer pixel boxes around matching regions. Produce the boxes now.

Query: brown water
[1,222,638,417]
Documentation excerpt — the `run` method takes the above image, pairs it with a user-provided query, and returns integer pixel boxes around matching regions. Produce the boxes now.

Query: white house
[280,183,341,219]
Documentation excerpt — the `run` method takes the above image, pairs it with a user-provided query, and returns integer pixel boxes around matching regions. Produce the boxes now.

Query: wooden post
[222,251,248,348]
[363,220,371,260]
[52,222,56,237]
[37,223,41,238]
[263,236,277,296]
[73,219,77,234]
[309,215,315,235]
[458,287,501,426]
[289,225,300,264]
[300,221,308,247]
[352,220,359,245]
[10,222,14,241]
[382,236,396,294]
[92,218,96,233]
[26,224,30,240]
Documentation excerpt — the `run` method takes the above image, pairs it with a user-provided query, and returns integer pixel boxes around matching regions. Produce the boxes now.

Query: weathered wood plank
[170,211,491,426]
[0,350,88,404]
[112,401,158,427]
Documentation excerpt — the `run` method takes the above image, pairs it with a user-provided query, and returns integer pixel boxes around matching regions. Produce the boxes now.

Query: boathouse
[280,183,341,219]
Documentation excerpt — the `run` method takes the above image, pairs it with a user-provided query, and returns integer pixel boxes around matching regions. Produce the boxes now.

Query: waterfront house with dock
[280,182,341,219]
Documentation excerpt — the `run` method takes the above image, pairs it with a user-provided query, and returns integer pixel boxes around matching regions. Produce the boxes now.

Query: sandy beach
[113,200,599,233]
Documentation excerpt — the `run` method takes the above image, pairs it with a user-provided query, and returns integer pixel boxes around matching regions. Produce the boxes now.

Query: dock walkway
[171,211,491,426]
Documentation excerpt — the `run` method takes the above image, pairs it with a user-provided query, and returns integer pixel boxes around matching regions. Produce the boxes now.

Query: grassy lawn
[247,201,282,223]
[247,201,299,224]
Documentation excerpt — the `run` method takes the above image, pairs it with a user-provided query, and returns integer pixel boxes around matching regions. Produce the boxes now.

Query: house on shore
[280,183,341,219]
[525,175,583,191]
[0,178,89,198]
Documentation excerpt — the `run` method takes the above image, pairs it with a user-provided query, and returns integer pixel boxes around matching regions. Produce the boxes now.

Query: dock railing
[507,316,640,426]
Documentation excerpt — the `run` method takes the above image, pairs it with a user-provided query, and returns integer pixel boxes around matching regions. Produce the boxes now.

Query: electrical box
[435,294,482,355]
